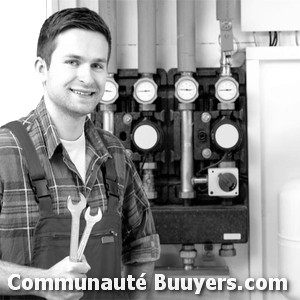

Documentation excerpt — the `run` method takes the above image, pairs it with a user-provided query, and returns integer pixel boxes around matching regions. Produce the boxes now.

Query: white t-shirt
[60,132,86,183]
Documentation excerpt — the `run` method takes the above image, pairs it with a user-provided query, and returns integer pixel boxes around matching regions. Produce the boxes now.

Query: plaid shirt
[0,99,160,266]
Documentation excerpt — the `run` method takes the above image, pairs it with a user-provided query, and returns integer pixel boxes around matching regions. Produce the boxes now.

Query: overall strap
[96,128,120,212]
[102,157,120,212]
[2,121,52,214]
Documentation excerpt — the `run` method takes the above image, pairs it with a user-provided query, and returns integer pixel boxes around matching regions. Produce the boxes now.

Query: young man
[0,7,160,300]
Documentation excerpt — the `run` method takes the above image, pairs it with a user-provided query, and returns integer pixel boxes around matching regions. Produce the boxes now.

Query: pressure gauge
[175,76,199,103]
[215,76,239,103]
[133,77,158,105]
[101,77,119,104]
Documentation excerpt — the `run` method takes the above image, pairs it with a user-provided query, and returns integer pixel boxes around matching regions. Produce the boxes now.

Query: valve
[141,162,157,200]
[219,243,236,257]
[180,244,197,270]
[218,172,237,192]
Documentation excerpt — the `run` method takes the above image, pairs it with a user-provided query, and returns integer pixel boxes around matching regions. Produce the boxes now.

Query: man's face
[42,28,109,118]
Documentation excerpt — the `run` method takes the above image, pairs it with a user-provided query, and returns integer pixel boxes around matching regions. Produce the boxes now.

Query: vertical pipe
[177,0,196,199]
[98,0,118,134]
[179,107,195,199]
[98,0,117,74]
[220,51,232,77]
[177,0,196,73]
[102,109,115,135]
[137,0,156,74]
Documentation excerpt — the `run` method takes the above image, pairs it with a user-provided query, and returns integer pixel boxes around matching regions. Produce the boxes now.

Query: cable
[139,153,148,177]
[253,32,259,47]
[269,31,272,46]
[196,152,229,177]
[254,31,279,47]
[272,32,278,46]
[269,31,278,46]
[295,31,299,46]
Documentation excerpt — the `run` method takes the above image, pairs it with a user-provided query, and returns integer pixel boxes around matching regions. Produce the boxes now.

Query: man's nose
[77,65,93,84]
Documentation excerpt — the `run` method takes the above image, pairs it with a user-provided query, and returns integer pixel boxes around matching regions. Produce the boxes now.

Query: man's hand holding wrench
[67,193,102,262]
[67,193,87,262]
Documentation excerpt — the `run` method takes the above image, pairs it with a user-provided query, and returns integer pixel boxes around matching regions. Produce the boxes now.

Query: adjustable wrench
[77,206,102,261]
[67,193,87,262]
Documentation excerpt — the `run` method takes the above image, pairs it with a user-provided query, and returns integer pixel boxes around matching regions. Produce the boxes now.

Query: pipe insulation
[98,0,117,74]
[177,0,196,73]
[137,0,156,74]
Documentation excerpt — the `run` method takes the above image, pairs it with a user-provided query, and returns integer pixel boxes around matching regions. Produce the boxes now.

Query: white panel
[58,0,77,9]
[241,0,300,32]
[78,0,99,12]
[247,47,300,300]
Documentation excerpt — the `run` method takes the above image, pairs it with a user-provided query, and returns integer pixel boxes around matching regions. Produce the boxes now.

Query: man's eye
[66,60,79,66]
[92,63,105,70]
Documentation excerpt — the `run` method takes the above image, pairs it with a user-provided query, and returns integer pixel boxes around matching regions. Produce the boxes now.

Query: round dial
[215,77,239,103]
[101,78,119,104]
[133,78,158,104]
[175,76,199,103]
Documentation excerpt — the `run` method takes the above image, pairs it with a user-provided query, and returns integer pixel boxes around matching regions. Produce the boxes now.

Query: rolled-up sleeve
[121,155,161,265]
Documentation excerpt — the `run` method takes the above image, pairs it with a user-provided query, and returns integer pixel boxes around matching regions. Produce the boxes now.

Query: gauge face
[175,76,199,103]
[101,79,119,104]
[133,79,158,104]
[215,77,239,103]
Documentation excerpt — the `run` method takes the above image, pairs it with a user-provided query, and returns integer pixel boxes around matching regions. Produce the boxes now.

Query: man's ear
[35,57,48,84]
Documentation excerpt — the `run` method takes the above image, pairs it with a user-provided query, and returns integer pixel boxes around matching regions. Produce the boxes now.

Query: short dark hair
[37,7,112,68]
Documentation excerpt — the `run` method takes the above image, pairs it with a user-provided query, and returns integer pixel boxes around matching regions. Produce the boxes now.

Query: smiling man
[0,7,160,300]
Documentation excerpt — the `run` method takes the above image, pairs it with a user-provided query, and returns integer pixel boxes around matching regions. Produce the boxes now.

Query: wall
[0,0,46,126]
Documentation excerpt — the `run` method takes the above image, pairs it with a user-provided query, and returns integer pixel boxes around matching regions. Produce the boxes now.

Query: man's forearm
[0,260,48,297]
[124,261,155,299]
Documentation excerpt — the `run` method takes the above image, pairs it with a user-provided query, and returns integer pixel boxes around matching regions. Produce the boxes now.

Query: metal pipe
[179,105,195,199]
[103,111,114,134]
[220,51,232,77]
[137,0,156,74]
[176,0,196,200]
[192,176,208,186]
[98,1,118,134]
[177,0,196,73]
[100,104,115,134]
[141,163,157,200]
[98,0,117,74]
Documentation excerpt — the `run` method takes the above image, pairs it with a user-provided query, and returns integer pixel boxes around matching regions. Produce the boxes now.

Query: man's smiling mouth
[70,88,95,96]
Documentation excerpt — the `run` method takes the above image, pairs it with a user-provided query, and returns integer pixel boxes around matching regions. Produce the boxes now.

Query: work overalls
[5,171,129,300]
[30,159,129,300]
[31,191,125,299]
